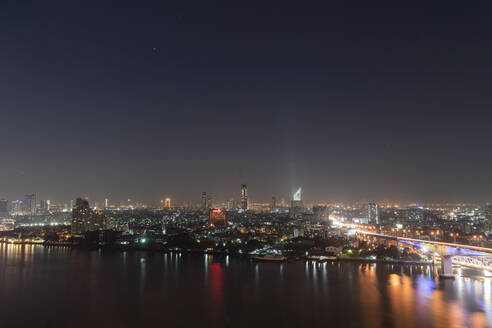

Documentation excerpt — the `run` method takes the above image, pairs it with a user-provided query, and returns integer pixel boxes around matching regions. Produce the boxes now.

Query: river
[0,243,490,327]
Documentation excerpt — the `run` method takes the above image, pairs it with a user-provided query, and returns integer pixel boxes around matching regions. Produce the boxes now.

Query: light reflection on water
[0,243,490,328]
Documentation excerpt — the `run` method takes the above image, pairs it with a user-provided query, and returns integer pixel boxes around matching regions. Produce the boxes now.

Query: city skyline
[2,187,492,210]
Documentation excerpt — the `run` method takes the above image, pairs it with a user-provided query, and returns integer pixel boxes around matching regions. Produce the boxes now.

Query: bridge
[354,230,492,278]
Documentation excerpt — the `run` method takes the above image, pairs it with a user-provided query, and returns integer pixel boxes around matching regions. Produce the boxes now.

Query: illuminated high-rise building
[209,208,227,228]
[485,203,492,231]
[291,188,303,209]
[293,188,301,201]
[164,198,171,208]
[367,203,379,224]
[240,184,248,210]
[290,188,304,216]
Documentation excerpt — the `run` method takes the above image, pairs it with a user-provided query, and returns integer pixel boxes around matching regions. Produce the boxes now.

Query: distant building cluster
[0,183,491,253]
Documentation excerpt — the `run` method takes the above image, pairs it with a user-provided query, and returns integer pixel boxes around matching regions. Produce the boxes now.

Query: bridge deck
[356,230,492,254]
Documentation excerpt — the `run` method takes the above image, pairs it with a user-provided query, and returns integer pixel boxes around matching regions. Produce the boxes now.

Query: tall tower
[164,198,171,208]
[240,184,248,210]
[367,203,379,225]
[270,196,276,213]
[291,188,303,207]
[290,188,304,215]
[201,192,207,210]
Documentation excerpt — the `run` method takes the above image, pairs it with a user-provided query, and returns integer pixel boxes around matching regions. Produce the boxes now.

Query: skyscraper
[485,203,492,231]
[23,194,36,214]
[164,198,171,208]
[201,192,207,210]
[291,188,303,209]
[71,198,91,235]
[290,188,304,216]
[270,196,276,213]
[240,184,248,210]
[367,203,379,224]
[227,199,234,211]
[293,188,301,202]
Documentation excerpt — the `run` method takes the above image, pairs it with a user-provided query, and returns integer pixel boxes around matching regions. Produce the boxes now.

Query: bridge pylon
[439,255,454,279]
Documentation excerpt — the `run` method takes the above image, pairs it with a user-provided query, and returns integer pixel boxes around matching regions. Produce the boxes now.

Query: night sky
[1,1,492,204]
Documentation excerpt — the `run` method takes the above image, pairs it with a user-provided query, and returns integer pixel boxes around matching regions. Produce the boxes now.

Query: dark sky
[1,0,492,205]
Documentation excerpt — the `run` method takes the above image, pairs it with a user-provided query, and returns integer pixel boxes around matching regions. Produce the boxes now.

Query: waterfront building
[71,198,105,236]
[0,218,15,231]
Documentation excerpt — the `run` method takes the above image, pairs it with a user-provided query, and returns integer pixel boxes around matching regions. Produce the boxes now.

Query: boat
[251,254,288,262]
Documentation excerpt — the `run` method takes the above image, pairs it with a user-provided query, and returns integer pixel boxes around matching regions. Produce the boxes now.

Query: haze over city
[2,1,492,204]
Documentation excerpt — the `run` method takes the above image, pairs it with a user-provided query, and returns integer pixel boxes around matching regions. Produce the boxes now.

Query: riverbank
[335,256,434,266]
[0,241,435,266]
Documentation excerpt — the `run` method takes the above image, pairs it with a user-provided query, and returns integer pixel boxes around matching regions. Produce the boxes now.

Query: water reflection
[0,244,490,328]
[359,264,382,327]
[210,262,224,324]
